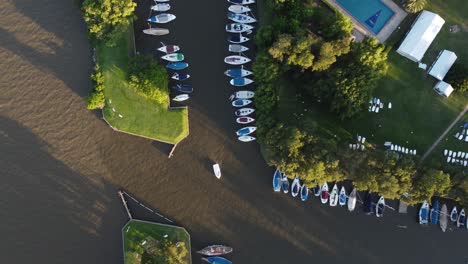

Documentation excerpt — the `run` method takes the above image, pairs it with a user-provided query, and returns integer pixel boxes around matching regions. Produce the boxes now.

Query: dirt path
[421,105,468,161]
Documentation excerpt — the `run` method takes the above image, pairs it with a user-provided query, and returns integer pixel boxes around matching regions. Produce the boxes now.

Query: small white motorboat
[440,204,448,232]
[172,94,189,102]
[347,188,357,212]
[151,3,171,11]
[236,116,255,124]
[224,68,253,78]
[157,44,180,53]
[232,90,254,99]
[227,0,256,5]
[235,108,254,116]
[450,206,458,222]
[228,44,249,53]
[155,0,170,2]
[228,4,251,13]
[329,184,339,207]
[320,182,329,204]
[376,196,385,217]
[230,77,254,86]
[238,135,256,142]
[224,55,251,65]
[161,53,184,62]
[232,99,252,107]
[291,177,300,198]
[226,23,254,33]
[213,164,221,179]
[148,13,176,24]
[227,12,256,24]
[143,28,169,36]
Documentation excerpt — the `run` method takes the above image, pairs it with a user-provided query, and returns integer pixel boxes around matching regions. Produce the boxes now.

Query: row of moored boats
[224,0,257,143]
[272,169,468,231]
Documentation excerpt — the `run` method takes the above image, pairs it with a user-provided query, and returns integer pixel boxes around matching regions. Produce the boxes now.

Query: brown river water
[0,0,467,263]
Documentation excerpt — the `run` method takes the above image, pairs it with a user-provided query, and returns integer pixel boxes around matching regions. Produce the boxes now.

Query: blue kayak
[166,62,188,70]
[419,201,429,225]
[430,199,439,225]
[202,257,232,264]
[173,84,193,93]
[273,169,281,192]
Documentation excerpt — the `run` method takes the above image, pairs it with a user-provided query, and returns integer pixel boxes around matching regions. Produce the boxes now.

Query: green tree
[127,55,169,106]
[322,12,353,40]
[286,34,317,69]
[446,63,468,93]
[253,51,281,84]
[86,91,105,110]
[404,0,427,13]
[406,170,451,204]
[268,34,293,62]
[82,0,136,46]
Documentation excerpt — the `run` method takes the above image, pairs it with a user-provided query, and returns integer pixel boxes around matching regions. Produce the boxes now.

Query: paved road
[1,0,467,264]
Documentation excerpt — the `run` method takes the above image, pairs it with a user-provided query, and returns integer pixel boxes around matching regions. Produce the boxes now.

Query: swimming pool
[335,0,394,34]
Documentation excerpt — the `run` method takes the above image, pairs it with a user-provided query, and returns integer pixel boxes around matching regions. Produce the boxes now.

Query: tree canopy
[404,0,427,13]
[82,0,136,46]
[405,169,451,204]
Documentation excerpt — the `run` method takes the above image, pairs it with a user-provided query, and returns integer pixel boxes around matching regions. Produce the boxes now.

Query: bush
[82,0,136,46]
[405,170,451,205]
[86,91,105,109]
[446,63,468,93]
[404,0,427,13]
[127,55,169,106]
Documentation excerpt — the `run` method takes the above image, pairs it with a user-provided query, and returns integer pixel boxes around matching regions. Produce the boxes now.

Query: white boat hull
[161,53,184,62]
[238,135,256,142]
[224,55,251,65]
[157,45,180,54]
[236,117,255,124]
[228,44,249,53]
[228,4,251,13]
[320,182,329,204]
[173,94,189,102]
[143,28,169,36]
[329,184,339,207]
[234,91,255,99]
[347,188,357,212]
[151,3,170,11]
[235,108,255,116]
[213,164,221,179]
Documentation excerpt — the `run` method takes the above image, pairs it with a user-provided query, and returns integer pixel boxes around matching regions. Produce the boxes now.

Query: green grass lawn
[97,27,189,144]
[276,1,468,159]
[123,220,191,264]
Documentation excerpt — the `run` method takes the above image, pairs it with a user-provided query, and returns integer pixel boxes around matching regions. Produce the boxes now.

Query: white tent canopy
[397,11,445,62]
[428,50,457,80]
[433,81,454,97]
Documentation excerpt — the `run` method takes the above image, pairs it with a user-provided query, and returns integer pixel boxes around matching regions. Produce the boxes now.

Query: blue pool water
[336,0,394,34]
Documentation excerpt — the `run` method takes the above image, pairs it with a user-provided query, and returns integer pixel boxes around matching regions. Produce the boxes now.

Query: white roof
[428,50,457,80]
[397,11,445,62]
[433,81,454,97]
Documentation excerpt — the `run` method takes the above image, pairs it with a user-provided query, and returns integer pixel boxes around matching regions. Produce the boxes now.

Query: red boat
[197,245,233,256]
[236,117,255,124]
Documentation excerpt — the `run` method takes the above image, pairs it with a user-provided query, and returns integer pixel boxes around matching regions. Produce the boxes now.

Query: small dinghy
[363,192,373,215]
[281,174,289,194]
[236,116,255,124]
[291,177,300,198]
[338,186,347,206]
[300,184,309,202]
[213,164,221,179]
[320,182,329,204]
[161,53,184,62]
[230,77,254,87]
[232,90,254,99]
[143,28,169,36]
[228,4,252,13]
[313,185,321,197]
[232,99,252,107]
[173,84,193,93]
[157,44,180,53]
[227,12,257,23]
[419,200,429,225]
[226,23,254,33]
[235,108,254,116]
[238,135,255,142]
[273,169,282,192]
[347,188,357,212]
[457,208,466,228]
[147,13,176,23]
[224,55,250,65]
[450,206,458,222]
[228,35,249,44]
[155,0,170,2]
[172,94,189,102]
[236,126,256,136]
[171,72,190,81]
[202,256,232,264]
[430,199,439,225]
[329,184,339,207]
[197,245,233,256]
[376,196,385,218]
[166,62,188,70]
[227,0,256,5]
[229,44,249,53]
[224,68,253,77]
[440,204,448,232]
[151,3,170,11]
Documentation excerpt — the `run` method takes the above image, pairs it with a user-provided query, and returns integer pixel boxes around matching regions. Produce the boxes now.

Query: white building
[397,11,445,62]
[433,81,454,97]
[428,50,457,80]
